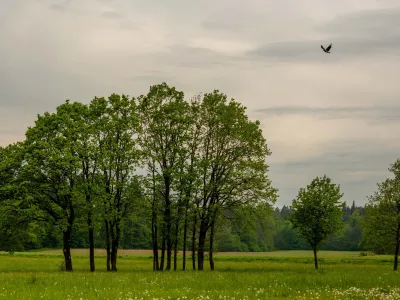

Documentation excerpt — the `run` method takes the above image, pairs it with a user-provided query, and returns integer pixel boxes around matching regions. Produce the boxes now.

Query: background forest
[0,200,365,253]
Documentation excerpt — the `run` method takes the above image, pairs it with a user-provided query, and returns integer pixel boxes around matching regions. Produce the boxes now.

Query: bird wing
[326,44,332,51]
[321,45,326,51]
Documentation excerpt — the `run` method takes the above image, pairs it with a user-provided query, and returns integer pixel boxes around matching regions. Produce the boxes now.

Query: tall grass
[0,250,398,299]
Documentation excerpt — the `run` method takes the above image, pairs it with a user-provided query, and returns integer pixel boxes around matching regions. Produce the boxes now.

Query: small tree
[290,175,344,269]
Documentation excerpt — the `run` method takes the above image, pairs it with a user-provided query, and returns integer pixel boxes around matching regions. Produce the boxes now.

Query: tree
[92,94,140,272]
[290,175,344,269]
[350,200,356,215]
[137,83,191,271]
[56,100,99,272]
[195,90,277,270]
[0,143,38,253]
[362,159,400,270]
[23,106,84,271]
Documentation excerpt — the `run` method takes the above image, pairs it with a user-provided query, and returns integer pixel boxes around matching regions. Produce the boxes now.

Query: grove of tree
[0,82,398,272]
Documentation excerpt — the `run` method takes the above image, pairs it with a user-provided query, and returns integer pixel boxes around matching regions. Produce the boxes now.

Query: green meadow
[0,250,399,299]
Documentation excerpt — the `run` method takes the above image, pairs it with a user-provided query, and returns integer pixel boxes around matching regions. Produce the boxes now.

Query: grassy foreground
[0,250,399,299]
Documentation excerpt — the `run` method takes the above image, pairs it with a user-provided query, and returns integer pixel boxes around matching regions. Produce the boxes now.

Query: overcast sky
[1,0,400,207]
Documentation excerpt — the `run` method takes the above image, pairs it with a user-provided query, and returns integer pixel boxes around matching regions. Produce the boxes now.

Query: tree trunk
[163,174,172,271]
[151,163,159,271]
[166,241,172,271]
[160,235,166,271]
[62,205,74,272]
[152,211,159,271]
[209,219,215,271]
[197,220,207,271]
[174,200,182,271]
[182,207,189,271]
[105,219,111,271]
[313,247,318,270]
[111,239,118,272]
[110,222,120,272]
[173,224,178,271]
[173,243,178,271]
[87,209,95,272]
[191,215,197,270]
[394,224,400,271]
[62,225,73,272]
[165,208,172,270]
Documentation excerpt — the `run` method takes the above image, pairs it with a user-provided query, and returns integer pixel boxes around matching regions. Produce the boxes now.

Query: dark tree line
[0,199,365,254]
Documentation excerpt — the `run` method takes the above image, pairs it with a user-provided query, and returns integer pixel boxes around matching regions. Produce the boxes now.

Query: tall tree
[57,101,100,272]
[177,95,203,271]
[195,90,277,270]
[92,94,140,272]
[290,175,343,270]
[362,159,400,271]
[23,104,84,271]
[138,83,191,271]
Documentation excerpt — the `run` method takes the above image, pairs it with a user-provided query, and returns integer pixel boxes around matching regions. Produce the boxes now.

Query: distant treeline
[1,201,364,254]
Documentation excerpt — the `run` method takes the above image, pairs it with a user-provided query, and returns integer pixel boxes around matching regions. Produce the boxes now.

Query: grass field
[0,250,399,299]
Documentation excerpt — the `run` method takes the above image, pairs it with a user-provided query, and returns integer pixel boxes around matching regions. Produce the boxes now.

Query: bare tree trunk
[209,219,215,271]
[152,209,159,271]
[87,207,95,272]
[62,226,73,272]
[191,215,197,270]
[173,219,179,271]
[151,163,159,271]
[62,205,74,272]
[182,207,189,271]
[111,239,118,272]
[394,224,400,271]
[173,242,178,271]
[197,219,207,271]
[165,210,172,270]
[105,220,111,271]
[163,174,172,271]
[166,238,173,270]
[110,224,120,272]
[160,235,166,271]
[313,247,318,270]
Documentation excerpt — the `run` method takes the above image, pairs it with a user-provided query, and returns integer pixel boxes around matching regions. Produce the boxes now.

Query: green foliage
[216,203,276,252]
[361,159,400,258]
[290,175,344,251]
[198,90,277,209]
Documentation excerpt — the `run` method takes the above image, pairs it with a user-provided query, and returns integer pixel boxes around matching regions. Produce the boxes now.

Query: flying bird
[321,43,332,53]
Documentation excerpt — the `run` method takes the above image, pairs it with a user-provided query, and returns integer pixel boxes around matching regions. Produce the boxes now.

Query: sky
[1,0,400,207]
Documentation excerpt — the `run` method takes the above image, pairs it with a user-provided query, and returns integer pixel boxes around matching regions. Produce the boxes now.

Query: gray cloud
[161,45,237,69]
[257,105,400,124]
[1,0,400,207]
[49,0,74,12]
[100,10,123,19]
[270,139,399,205]
[247,8,400,62]
[317,8,400,38]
